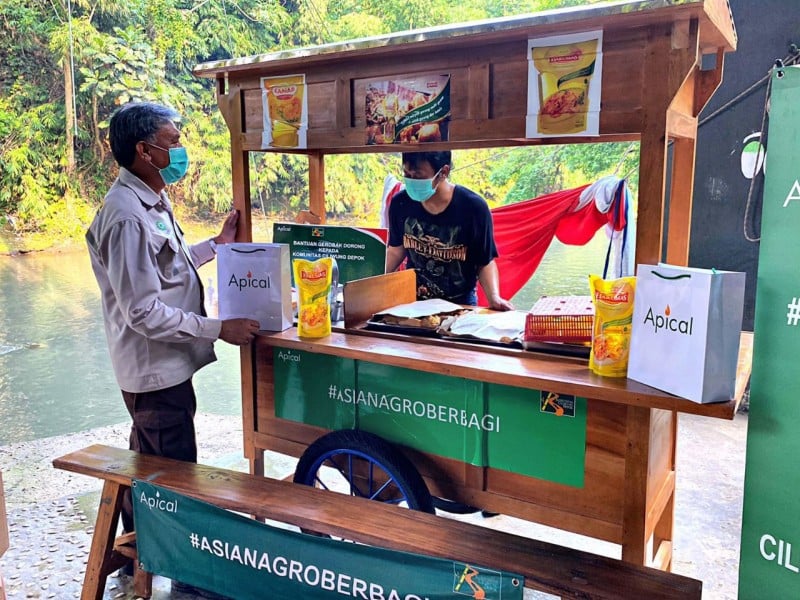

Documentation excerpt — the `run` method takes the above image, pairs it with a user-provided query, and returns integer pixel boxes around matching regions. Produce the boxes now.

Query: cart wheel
[293,429,435,514]
[432,497,481,514]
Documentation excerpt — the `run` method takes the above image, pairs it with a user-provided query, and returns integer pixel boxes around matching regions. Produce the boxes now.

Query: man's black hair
[401,151,452,174]
[109,102,181,169]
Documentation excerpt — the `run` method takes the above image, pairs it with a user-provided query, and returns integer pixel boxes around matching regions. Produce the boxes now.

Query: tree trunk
[93,94,105,163]
[64,55,75,176]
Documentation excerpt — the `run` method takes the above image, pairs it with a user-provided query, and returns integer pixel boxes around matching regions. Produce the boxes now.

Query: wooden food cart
[194,0,740,575]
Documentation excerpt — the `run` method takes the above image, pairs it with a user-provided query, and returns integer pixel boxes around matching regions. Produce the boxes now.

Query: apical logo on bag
[642,304,694,335]
[227,270,272,291]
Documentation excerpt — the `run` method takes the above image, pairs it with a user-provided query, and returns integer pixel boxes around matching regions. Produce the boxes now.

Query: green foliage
[0,0,631,252]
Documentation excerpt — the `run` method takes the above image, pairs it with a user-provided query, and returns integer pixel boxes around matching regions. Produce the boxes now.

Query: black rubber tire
[432,496,482,514]
[293,429,435,514]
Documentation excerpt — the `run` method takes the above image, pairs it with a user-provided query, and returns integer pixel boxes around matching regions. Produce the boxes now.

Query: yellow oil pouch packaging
[293,257,333,338]
[588,274,636,377]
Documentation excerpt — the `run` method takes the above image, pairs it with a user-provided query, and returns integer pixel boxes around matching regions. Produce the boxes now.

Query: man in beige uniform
[86,102,258,598]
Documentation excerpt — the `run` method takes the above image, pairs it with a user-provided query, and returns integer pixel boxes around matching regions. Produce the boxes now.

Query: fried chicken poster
[261,74,308,149]
[526,31,603,138]
[365,75,450,145]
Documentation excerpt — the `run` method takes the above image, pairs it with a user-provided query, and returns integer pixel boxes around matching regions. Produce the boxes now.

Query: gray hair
[109,102,181,169]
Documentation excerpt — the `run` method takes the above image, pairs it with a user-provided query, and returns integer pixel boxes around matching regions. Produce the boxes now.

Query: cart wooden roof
[194,0,736,79]
[194,0,735,268]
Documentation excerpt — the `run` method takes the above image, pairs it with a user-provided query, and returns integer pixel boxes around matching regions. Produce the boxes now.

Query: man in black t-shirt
[386,151,514,310]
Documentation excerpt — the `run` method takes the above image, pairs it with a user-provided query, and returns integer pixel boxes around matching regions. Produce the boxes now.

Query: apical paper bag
[627,264,745,403]
[217,243,292,331]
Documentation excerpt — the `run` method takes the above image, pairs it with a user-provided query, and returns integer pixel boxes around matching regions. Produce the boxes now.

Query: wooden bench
[53,444,702,600]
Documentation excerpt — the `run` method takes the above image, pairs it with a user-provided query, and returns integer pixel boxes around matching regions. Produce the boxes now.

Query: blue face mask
[148,144,189,185]
[403,169,442,202]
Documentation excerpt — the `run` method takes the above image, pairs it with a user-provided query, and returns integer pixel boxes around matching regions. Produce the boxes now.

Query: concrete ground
[0,410,748,599]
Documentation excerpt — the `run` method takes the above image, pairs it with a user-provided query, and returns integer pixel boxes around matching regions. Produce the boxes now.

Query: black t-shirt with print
[388,185,498,304]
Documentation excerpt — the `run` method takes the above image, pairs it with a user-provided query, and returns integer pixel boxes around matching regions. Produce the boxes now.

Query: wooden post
[216,76,253,241]
[636,20,701,266]
[308,152,326,223]
[621,405,652,565]
[665,136,697,265]
[81,480,126,600]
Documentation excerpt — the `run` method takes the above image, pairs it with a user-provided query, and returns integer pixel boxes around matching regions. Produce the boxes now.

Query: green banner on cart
[273,349,587,487]
[133,480,524,600]
[739,66,800,598]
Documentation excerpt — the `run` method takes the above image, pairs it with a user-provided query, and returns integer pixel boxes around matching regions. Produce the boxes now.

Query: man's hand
[219,318,260,345]
[214,210,239,245]
[488,295,514,311]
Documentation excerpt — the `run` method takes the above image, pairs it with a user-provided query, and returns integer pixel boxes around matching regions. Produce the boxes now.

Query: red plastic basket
[525,296,594,344]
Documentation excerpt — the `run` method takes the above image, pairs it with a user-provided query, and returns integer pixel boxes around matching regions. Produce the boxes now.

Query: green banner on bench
[133,479,524,600]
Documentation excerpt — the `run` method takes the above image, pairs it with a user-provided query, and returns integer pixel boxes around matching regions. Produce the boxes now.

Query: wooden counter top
[256,329,753,420]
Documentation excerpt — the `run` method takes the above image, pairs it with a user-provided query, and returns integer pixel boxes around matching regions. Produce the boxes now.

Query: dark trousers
[120,378,198,533]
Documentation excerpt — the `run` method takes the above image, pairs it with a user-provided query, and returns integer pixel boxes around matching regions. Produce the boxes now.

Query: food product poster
[261,73,308,150]
[526,30,603,138]
[365,74,450,145]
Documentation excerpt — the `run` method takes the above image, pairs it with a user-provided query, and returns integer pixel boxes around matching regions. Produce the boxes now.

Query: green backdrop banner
[133,480,524,600]
[273,348,587,487]
[739,65,800,597]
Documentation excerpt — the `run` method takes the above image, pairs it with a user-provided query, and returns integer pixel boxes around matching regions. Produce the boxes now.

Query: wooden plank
[54,445,702,600]
[665,136,697,265]
[652,540,674,571]
[80,480,127,600]
[621,406,652,565]
[255,330,748,419]
[308,152,326,223]
[342,270,416,328]
[218,82,253,242]
[695,48,725,113]
[636,27,673,265]
[240,344,257,462]
[467,63,490,120]
[335,76,350,129]
[701,0,737,51]
[653,494,676,571]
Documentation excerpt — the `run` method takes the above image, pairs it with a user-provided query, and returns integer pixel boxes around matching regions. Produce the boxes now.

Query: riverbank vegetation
[0,0,638,255]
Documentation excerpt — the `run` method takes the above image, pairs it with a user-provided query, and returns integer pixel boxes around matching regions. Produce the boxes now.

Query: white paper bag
[627,264,745,403]
[217,243,292,332]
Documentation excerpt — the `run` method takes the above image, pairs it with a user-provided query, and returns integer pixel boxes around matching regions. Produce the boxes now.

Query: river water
[0,234,609,446]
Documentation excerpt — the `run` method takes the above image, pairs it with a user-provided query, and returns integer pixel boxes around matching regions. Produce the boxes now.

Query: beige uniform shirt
[86,167,222,393]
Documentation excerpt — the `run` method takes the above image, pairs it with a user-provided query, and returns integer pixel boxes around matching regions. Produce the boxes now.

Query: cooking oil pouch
[532,37,599,135]
[293,257,333,338]
[261,74,306,148]
[588,274,636,377]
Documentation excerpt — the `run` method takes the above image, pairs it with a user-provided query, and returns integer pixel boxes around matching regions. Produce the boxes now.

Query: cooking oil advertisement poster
[364,74,451,145]
[261,73,308,150]
[526,30,603,138]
